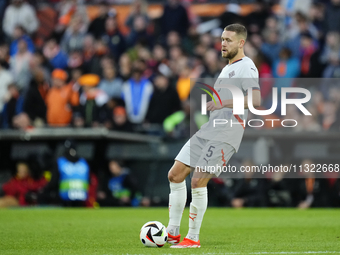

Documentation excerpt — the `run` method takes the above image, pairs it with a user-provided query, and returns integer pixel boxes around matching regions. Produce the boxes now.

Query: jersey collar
[229,58,243,66]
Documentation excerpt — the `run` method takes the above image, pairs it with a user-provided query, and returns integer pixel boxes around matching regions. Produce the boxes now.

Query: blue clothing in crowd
[121,78,153,124]
[98,77,123,99]
[10,35,35,56]
[49,50,69,69]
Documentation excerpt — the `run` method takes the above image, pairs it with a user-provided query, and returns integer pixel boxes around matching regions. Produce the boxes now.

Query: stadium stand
[0,0,339,208]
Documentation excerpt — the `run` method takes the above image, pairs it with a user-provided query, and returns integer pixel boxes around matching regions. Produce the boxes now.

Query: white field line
[119,251,340,255]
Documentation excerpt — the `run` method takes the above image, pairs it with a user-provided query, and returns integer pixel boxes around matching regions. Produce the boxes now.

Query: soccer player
[167,24,261,248]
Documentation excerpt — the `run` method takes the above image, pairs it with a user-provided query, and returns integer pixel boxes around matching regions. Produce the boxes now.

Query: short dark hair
[224,24,247,40]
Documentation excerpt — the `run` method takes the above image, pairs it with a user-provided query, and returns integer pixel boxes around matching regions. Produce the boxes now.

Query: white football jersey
[196,56,260,152]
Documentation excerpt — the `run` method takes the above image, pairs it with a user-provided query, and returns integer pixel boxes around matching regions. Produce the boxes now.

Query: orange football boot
[170,237,200,248]
[167,233,181,245]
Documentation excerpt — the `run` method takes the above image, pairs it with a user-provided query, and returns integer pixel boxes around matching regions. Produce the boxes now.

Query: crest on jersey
[229,71,235,78]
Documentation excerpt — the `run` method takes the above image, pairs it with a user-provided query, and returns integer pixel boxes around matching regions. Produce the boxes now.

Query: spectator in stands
[2,0,39,40]
[323,54,340,79]
[146,74,181,125]
[126,14,153,49]
[321,100,338,131]
[299,32,318,77]
[19,67,48,128]
[207,177,236,207]
[300,112,322,132]
[286,12,318,58]
[60,15,87,54]
[137,46,157,80]
[323,0,340,34]
[43,37,68,69]
[30,50,53,76]
[69,66,83,86]
[152,43,171,77]
[1,83,24,129]
[0,159,46,207]
[121,60,153,124]
[211,28,223,52]
[67,50,83,70]
[309,2,325,38]
[98,65,123,99]
[284,104,302,131]
[160,0,190,37]
[75,74,110,127]
[57,0,88,32]
[270,48,300,116]
[320,32,340,65]
[10,38,32,90]
[163,100,198,139]
[261,29,282,65]
[306,49,326,78]
[320,76,340,104]
[39,140,90,207]
[83,38,108,76]
[169,45,184,68]
[82,34,95,65]
[0,42,10,69]
[12,111,31,130]
[87,1,110,39]
[118,53,132,81]
[0,0,9,22]
[200,49,220,79]
[291,159,332,208]
[111,106,133,132]
[9,26,34,57]
[231,159,267,208]
[194,33,213,58]
[166,30,182,49]
[244,40,258,61]
[219,3,243,31]
[266,170,294,207]
[101,15,125,62]
[330,178,340,207]
[45,69,79,127]
[0,62,13,113]
[281,0,312,27]
[244,0,270,34]
[153,44,167,66]
[125,0,149,34]
[264,16,279,34]
[100,55,115,71]
[321,32,340,79]
[272,48,300,79]
[311,91,324,116]
[97,159,141,207]
[253,52,273,101]
[175,58,192,102]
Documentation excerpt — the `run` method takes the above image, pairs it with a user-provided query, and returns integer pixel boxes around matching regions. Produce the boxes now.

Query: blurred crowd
[0,0,340,136]
[0,141,339,208]
[209,158,340,208]
[0,140,146,208]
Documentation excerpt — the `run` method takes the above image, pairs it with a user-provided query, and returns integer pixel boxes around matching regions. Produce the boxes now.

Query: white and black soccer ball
[139,221,168,247]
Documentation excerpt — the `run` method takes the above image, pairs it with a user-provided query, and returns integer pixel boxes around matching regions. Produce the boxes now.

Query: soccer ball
[139,221,168,247]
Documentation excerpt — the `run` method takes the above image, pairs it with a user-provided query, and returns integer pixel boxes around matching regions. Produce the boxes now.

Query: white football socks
[187,187,208,242]
[168,180,187,236]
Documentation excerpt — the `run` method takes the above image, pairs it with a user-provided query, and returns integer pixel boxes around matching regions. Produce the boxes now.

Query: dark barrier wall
[1,128,339,203]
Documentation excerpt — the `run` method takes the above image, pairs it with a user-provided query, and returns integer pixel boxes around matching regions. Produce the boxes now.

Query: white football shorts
[175,134,235,177]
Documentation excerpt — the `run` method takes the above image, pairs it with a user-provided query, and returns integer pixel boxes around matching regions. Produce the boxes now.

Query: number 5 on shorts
[206,146,215,158]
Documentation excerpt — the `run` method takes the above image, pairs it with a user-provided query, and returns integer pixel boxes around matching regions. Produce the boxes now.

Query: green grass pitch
[0,208,339,255]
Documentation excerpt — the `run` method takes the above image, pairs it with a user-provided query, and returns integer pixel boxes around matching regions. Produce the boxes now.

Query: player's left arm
[207,89,261,111]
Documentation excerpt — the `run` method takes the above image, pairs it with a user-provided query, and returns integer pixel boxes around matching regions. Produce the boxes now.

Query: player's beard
[222,47,238,60]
